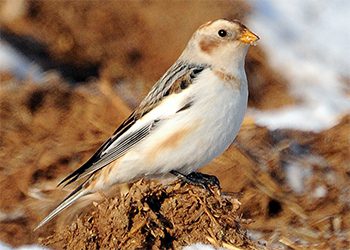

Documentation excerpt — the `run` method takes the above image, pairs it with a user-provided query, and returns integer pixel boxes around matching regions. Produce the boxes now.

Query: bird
[35,19,259,230]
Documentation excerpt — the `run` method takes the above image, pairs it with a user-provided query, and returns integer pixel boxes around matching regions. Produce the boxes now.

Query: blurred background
[0,0,349,249]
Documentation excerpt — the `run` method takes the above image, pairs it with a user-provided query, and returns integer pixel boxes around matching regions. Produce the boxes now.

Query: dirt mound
[41,180,259,249]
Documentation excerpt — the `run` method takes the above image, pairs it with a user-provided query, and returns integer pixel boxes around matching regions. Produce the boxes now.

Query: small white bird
[35,19,258,229]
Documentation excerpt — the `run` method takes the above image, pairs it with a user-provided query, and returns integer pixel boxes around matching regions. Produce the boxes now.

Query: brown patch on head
[199,38,220,54]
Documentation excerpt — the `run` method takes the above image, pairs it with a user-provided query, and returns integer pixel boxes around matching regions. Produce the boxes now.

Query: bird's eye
[218,29,227,37]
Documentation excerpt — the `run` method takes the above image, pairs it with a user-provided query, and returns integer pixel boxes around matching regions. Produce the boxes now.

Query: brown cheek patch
[199,39,220,54]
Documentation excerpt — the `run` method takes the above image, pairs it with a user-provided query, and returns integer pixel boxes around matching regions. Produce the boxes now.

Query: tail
[34,182,89,231]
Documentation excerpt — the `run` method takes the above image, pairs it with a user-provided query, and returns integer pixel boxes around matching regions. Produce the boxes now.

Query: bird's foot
[170,170,221,191]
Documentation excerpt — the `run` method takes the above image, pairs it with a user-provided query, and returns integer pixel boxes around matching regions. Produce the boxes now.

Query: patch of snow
[284,161,312,194]
[0,242,49,250]
[246,230,264,241]
[0,242,12,250]
[0,40,43,81]
[246,230,267,247]
[183,243,227,250]
[17,246,49,250]
[313,185,327,198]
[247,0,350,131]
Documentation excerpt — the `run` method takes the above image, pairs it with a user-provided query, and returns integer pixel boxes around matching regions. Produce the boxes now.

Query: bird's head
[181,19,259,74]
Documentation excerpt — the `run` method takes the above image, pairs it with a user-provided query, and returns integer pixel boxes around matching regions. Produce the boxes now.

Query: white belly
[106,70,248,184]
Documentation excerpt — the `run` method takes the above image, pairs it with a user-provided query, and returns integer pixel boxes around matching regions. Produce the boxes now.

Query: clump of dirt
[41,180,259,249]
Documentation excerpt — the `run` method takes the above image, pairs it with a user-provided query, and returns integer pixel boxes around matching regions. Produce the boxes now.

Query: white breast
[106,68,248,184]
[179,69,248,171]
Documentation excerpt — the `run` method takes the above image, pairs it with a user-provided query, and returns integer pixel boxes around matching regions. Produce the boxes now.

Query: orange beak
[239,28,259,45]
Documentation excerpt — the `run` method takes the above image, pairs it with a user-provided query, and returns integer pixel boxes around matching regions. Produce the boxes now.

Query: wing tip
[34,183,88,231]
[56,175,76,188]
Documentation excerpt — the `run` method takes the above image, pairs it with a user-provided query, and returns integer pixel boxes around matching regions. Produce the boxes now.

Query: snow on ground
[0,242,49,250]
[284,161,312,194]
[0,40,43,81]
[183,243,227,250]
[247,0,350,131]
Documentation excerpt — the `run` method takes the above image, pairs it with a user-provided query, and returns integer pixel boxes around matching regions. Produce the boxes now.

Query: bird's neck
[214,46,248,77]
[179,44,249,79]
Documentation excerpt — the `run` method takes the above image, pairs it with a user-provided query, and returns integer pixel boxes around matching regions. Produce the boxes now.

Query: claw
[170,171,221,192]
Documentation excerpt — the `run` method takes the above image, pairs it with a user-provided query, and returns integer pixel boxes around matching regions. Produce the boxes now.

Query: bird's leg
[170,170,221,191]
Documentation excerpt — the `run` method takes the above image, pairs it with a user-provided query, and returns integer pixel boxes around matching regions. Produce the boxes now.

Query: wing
[57,117,159,187]
[135,61,209,118]
[58,62,209,187]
